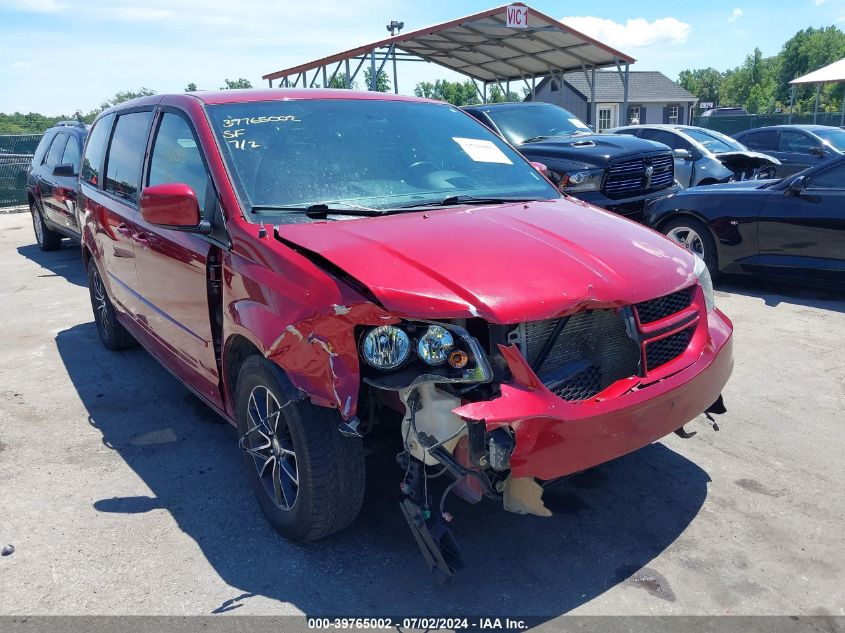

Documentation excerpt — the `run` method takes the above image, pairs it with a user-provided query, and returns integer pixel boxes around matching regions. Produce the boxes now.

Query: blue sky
[0,0,842,115]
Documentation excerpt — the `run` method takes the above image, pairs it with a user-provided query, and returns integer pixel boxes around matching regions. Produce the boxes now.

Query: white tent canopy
[790,57,845,85]
[787,57,845,124]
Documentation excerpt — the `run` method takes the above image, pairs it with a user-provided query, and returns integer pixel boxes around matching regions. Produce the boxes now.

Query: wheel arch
[222,333,264,410]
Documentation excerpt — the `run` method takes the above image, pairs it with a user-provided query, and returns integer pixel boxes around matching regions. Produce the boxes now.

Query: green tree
[327,75,356,89]
[363,67,390,92]
[678,67,723,104]
[185,83,197,92]
[220,78,253,90]
[414,79,480,106]
[488,85,520,103]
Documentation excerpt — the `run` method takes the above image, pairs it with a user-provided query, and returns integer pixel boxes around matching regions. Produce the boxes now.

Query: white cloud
[728,8,743,23]
[560,16,691,50]
[815,0,827,6]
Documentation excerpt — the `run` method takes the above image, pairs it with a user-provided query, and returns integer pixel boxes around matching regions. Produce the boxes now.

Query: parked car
[79,90,732,579]
[733,125,845,177]
[26,121,87,250]
[646,154,845,285]
[610,124,779,187]
[461,102,679,221]
[700,106,748,117]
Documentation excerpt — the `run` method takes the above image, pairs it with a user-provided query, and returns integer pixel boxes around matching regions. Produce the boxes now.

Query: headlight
[417,325,455,365]
[360,326,411,370]
[557,168,603,192]
[693,255,715,312]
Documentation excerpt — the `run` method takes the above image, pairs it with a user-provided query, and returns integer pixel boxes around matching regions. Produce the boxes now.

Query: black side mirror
[810,146,825,157]
[52,163,76,177]
[788,176,805,195]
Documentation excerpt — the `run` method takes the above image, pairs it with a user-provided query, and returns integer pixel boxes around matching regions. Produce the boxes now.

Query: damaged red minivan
[78,89,732,580]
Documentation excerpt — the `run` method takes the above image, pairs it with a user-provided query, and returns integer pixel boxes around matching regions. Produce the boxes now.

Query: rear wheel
[235,355,365,542]
[31,202,62,251]
[88,262,135,350]
[662,217,718,278]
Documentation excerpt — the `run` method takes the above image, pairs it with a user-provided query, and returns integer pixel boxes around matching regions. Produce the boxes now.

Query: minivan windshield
[206,99,560,218]
[483,104,592,145]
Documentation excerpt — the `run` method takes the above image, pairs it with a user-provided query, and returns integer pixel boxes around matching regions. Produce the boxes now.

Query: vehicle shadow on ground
[17,241,86,288]
[56,321,710,618]
[717,277,845,313]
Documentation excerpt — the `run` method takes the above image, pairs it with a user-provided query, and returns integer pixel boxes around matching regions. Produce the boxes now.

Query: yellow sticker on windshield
[452,137,513,164]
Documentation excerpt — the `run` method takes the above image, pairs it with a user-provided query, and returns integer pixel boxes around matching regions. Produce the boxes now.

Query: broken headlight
[360,325,411,369]
[417,325,455,365]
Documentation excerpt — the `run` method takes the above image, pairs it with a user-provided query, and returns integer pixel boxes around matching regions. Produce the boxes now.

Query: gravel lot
[0,211,843,621]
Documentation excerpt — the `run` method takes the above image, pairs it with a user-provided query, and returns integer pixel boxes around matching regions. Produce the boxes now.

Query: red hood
[274,199,697,323]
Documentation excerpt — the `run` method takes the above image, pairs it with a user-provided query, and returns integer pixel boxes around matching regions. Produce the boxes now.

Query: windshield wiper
[250,202,388,218]
[392,195,542,210]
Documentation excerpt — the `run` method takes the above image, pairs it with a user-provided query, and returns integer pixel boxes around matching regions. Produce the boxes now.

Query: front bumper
[453,308,733,481]
[573,184,681,222]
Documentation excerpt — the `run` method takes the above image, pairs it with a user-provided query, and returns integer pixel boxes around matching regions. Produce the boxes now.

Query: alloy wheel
[667,226,706,259]
[240,385,299,511]
[91,267,111,334]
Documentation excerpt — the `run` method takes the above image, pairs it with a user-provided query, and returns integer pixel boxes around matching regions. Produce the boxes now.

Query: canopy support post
[322,66,328,88]
[788,85,795,123]
[617,60,629,125]
[841,90,845,126]
[345,59,351,88]
[483,82,488,104]
[814,83,820,123]
[370,49,377,91]
[393,46,398,94]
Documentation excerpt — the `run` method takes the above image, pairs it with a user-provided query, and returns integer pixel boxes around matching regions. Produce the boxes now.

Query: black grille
[646,327,694,371]
[518,310,641,401]
[604,152,674,199]
[635,288,694,324]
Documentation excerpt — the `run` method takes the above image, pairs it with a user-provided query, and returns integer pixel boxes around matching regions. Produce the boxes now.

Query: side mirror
[52,163,76,177]
[530,161,549,177]
[788,176,805,195]
[673,148,693,160]
[139,183,210,233]
[810,146,825,157]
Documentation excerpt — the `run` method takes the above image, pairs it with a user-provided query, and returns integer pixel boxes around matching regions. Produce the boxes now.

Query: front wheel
[662,217,718,278]
[235,355,365,542]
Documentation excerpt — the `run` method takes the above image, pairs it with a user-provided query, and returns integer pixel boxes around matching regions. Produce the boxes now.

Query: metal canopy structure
[789,57,845,125]
[262,3,636,123]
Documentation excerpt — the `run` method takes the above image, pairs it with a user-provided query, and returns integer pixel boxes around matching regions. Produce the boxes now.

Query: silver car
[609,124,779,187]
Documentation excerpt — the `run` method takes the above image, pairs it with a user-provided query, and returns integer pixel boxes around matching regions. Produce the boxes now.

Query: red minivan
[78,89,733,580]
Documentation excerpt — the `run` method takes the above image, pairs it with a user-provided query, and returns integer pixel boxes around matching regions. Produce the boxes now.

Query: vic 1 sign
[506,4,529,28]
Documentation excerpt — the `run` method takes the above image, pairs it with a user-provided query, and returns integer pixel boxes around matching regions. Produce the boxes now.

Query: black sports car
[645,155,845,285]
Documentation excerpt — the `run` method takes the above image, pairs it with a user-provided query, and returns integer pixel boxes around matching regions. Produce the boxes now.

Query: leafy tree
[678,67,723,104]
[327,75,356,89]
[185,83,197,92]
[363,68,390,92]
[220,78,253,90]
[488,85,520,103]
[414,79,480,106]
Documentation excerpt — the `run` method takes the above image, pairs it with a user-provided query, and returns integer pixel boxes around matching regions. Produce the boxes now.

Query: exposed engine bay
[716,151,780,181]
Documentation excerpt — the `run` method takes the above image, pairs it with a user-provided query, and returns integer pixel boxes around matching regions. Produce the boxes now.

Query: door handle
[132,232,151,247]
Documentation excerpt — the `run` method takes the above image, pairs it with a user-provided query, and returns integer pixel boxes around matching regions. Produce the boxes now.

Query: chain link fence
[692,112,845,136]
[0,134,42,208]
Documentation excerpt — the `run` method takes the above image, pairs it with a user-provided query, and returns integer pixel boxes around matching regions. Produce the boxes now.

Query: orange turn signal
[448,350,468,369]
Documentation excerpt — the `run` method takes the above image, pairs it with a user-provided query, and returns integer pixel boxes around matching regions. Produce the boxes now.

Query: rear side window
[82,113,115,186]
[44,134,68,168]
[640,129,685,150]
[740,130,777,151]
[32,132,56,165]
[104,111,154,203]
[148,112,210,213]
[61,136,82,173]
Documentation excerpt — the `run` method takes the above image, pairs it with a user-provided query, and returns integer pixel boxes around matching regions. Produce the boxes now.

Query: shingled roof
[537,70,696,102]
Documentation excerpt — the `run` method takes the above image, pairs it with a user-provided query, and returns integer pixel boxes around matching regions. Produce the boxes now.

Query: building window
[668,105,679,124]
[598,108,612,132]
[628,106,640,124]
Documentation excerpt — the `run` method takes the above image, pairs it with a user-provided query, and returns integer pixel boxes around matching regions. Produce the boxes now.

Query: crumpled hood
[275,199,696,323]
[714,150,781,169]
[519,134,669,169]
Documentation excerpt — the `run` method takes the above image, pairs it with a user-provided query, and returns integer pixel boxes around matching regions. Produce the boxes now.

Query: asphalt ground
[0,211,843,624]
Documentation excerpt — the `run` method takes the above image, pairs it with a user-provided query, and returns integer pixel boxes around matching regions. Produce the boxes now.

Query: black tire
[88,261,135,350]
[235,355,365,542]
[31,202,62,251]
[661,216,718,278]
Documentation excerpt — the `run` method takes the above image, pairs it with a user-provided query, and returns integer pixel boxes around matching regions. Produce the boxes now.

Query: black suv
[26,121,87,250]
[462,103,678,221]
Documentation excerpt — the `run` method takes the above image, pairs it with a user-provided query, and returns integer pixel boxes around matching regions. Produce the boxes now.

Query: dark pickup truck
[463,102,679,221]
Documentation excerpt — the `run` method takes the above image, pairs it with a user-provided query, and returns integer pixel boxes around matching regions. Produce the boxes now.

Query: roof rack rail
[55,120,87,128]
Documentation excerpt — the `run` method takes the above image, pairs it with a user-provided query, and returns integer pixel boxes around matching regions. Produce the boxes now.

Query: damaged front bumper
[453,308,733,481]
